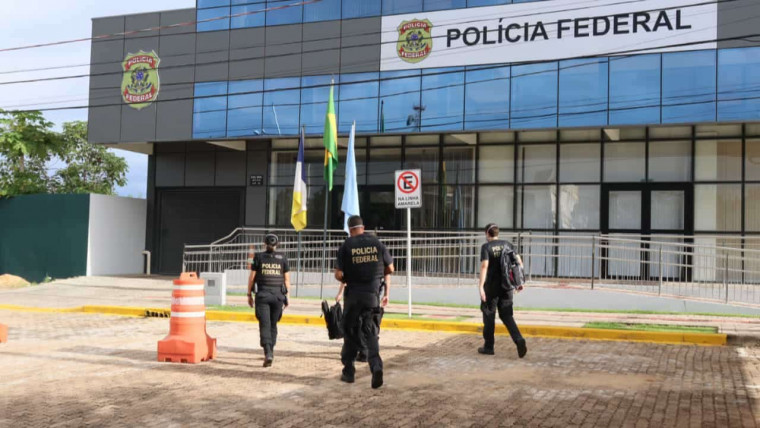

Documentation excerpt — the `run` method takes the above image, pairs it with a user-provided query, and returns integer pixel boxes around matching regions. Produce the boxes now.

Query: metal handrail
[185,229,760,306]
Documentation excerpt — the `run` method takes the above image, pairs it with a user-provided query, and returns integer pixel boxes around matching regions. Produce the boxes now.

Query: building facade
[89,0,760,273]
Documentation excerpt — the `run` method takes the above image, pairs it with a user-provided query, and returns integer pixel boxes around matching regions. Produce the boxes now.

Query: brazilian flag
[323,81,339,191]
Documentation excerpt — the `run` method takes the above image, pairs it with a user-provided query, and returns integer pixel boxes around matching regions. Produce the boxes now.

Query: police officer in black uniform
[247,234,290,367]
[334,216,394,389]
[478,223,527,358]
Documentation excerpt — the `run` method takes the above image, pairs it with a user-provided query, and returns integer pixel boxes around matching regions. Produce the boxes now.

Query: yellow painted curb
[0,304,80,314]
[380,319,726,346]
[0,304,727,346]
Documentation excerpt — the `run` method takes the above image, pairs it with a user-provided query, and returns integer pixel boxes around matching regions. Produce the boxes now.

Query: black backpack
[321,300,344,340]
[499,247,525,291]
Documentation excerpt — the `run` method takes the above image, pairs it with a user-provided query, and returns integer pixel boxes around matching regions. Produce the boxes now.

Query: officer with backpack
[334,215,394,389]
[247,234,290,367]
[478,223,527,358]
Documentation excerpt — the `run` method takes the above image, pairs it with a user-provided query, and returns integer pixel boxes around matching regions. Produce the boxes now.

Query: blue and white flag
[341,122,360,234]
[291,127,308,231]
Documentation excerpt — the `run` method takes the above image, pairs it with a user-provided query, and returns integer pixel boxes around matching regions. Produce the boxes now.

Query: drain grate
[145,309,171,318]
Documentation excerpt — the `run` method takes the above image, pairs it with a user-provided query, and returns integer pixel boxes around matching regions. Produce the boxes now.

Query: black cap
[264,234,278,246]
[348,215,364,229]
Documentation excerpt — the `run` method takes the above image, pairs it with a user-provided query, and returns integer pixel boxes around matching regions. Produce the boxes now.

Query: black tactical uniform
[336,233,393,384]
[252,250,289,352]
[480,239,525,353]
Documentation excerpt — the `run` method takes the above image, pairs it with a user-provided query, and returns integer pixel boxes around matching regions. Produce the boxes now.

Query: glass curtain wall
[199,0,534,31]
[266,125,759,239]
[194,48,760,140]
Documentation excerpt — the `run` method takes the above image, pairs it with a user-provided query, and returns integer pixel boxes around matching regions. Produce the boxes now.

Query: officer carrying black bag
[334,215,394,389]
[477,223,527,359]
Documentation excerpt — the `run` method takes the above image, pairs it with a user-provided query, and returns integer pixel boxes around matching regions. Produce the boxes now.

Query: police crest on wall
[397,19,433,64]
[121,51,161,110]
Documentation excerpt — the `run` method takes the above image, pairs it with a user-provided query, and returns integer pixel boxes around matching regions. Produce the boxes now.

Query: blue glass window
[467,0,510,6]
[304,0,340,22]
[421,67,464,131]
[662,50,716,124]
[424,0,466,11]
[231,2,265,28]
[380,70,421,133]
[227,80,263,137]
[339,72,379,133]
[342,0,380,19]
[198,0,229,8]
[193,82,228,139]
[718,47,760,122]
[263,78,300,136]
[266,0,302,26]
[559,58,608,127]
[197,7,230,32]
[383,0,422,14]
[511,62,558,129]
[465,65,509,130]
[301,75,338,135]
[609,54,661,125]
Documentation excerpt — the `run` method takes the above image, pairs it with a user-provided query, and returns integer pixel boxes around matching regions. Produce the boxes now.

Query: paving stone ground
[0,309,759,427]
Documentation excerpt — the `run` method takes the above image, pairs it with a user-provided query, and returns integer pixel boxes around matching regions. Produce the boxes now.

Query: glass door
[603,187,644,278]
[601,183,693,280]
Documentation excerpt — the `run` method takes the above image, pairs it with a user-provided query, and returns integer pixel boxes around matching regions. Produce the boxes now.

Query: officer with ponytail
[247,234,290,367]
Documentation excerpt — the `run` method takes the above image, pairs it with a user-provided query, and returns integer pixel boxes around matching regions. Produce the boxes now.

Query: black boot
[371,369,384,389]
[516,339,527,359]
[263,345,273,367]
[478,346,495,355]
[341,367,355,383]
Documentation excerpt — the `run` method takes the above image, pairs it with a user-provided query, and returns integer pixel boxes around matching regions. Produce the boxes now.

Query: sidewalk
[1,276,758,342]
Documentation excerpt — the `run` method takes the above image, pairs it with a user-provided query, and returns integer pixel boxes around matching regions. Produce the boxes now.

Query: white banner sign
[380,0,718,71]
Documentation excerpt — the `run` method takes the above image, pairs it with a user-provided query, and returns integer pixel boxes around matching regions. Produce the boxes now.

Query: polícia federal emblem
[121,51,161,110]
[397,19,433,64]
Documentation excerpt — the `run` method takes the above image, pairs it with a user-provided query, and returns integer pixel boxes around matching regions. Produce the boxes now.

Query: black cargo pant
[481,289,524,349]
[357,285,384,356]
[255,288,285,348]
[341,290,383,376]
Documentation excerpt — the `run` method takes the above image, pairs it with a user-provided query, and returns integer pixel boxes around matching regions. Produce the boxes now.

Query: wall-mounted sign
[249,175,264,187]
[381,0,717,71]
[121,50,161,110]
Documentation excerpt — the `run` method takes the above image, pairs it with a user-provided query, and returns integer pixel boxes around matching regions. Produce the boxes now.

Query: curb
[0,304,727,346]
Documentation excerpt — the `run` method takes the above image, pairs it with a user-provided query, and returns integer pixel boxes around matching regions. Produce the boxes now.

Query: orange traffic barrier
[157,272,217,363]
[0,323,7,343]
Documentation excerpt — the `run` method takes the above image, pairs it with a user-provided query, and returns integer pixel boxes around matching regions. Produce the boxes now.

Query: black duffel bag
[321,300,344,340]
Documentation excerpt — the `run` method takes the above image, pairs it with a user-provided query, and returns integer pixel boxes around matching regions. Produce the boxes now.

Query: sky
[0,0,195,199]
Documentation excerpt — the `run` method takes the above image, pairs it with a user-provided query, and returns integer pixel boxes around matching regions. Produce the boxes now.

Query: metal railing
[183,228,760,306]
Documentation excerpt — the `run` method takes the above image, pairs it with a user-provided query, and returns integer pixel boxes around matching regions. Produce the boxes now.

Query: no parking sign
[395,169,422,209]
[395,169,421,318]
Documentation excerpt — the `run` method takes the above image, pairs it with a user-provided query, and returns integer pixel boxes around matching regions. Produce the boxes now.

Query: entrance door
[156,189,244,274]
[361,186,402,231]
[327,186,402,231]
[601,184,693,279]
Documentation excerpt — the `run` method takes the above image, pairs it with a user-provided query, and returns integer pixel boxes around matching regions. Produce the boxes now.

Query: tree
[51,121,128,195]
[0,109,62,196]
[0,110,129,197]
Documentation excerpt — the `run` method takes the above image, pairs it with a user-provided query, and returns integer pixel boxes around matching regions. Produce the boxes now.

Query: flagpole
[320,184,328,299]
[296,231,301,298]
[320,78,338,301]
